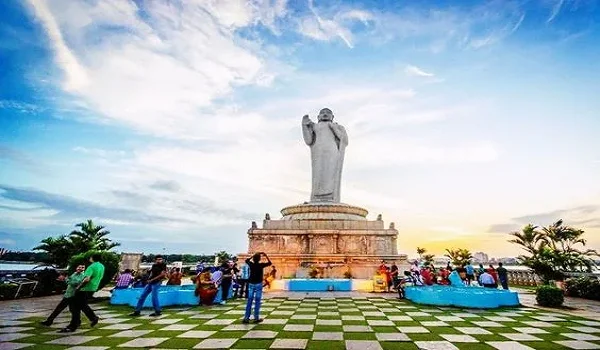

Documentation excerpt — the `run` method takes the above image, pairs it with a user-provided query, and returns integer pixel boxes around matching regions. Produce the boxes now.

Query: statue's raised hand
[302,115,313,125]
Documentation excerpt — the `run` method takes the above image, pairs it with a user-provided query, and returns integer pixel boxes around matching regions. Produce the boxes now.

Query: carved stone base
[239,202,407,280]
[236,253,409,279]
[281,202,368,221]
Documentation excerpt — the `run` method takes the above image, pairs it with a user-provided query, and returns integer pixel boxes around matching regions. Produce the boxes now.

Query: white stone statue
[302,108,348,202]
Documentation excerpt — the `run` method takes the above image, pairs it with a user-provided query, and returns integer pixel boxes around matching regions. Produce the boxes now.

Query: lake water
[0,263,50,271]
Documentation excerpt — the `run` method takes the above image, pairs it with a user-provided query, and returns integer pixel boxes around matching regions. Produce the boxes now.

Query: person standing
[465,264,475,285]
[390,262,399,288]
[243,252,272,324]
[130,255,167,317]
[218,261,237,305]
[61,254,104,333]
[237,260,250,298]
[41,264,86,326]
[487,264,498,288]
[496,262,509,290]
[167,267,182,286]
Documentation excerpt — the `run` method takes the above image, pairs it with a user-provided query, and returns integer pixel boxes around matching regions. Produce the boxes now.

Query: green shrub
[68,250,120,291]
[33,268,64,297]
[0,283,19,300]
[565,276,600,301]
[536,285,564,307]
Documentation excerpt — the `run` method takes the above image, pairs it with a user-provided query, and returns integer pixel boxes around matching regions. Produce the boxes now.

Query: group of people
[41,254,105,333]
[377,260,511,299]
[115,253,275,324]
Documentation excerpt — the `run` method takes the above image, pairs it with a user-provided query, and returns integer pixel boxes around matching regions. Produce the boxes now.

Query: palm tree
[416,247,426,259]
[33,235,74,267]
[70,219,120,252]
[509,224,543,255]
[541,220,598,272]
[444,248,472,267]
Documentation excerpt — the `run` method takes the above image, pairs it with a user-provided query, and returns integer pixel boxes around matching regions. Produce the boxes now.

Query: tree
[33,235,75,268]
[70,220,120,252]
[34,220,120,268]
[416,247,435,266]
[444,248,473,267]
[510,219,599,283]
[422,253,436,267]
[216,251,232,264]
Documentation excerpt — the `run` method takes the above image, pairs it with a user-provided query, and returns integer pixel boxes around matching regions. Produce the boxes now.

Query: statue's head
[317,108,334,122]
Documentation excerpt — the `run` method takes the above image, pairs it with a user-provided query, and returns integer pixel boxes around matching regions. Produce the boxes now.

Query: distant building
[473,252,489,263]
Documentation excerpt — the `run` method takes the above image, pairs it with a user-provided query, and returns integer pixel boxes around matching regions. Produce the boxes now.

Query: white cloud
[297,0,373,48]
[469,13,525,49]
[26,0,287,141]
[405,65,434,78]
[25,0,89,91]
[0,239,16,246]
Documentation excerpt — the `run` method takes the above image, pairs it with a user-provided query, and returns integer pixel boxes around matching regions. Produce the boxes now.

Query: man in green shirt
[40,264,85,326]
[61,254,105,333]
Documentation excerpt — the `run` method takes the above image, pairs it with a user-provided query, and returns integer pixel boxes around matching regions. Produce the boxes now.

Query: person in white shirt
[479,271,496,288]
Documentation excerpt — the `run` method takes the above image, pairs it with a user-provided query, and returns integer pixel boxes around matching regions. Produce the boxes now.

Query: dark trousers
[237,279,248,298]
[220,279,232,301]
[483,283,496,288]
[46,297,70,323]
[67,291,97,330]
[499,277,508,290]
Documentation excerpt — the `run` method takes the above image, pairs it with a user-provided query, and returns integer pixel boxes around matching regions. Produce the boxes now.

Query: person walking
[242,252,272,324]
[130,255,167,317]
[61,254,104,333]
[496,262,509,289]
[41,264,85,326]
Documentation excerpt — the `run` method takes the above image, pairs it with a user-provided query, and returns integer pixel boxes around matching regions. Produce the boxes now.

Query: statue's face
[318,108,334,122]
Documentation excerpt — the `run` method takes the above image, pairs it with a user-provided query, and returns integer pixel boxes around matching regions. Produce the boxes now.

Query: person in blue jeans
[243,252,272,324]
[129,255,167,317]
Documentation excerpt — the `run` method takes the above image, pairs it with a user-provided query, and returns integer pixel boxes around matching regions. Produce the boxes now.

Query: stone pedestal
[238,203,408,279]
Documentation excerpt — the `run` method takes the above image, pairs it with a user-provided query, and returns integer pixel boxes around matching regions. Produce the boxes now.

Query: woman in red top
[439,268,450,285]
[420,267,433,285]
[487,265,498,288]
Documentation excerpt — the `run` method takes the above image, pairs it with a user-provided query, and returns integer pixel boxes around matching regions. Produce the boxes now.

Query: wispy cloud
[547,0,565,23]
[0,100,44,114]
[24,0,286,141]
[469,13,526,49]
[405,65,434,78]
[25,0,89,91]
[0,184,257,227]
[298,0,373,48]
[488,205,600,233]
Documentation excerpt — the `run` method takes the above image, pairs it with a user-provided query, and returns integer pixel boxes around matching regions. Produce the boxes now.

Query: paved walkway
[512,287,600,320]
[1,289,599,320]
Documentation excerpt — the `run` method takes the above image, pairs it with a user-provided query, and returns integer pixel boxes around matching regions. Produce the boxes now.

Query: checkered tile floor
[1,297,600,349]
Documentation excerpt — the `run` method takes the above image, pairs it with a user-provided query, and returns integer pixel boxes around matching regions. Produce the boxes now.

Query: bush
[343,270,353,279]
[565,276,600,301]
[536,285,564,307]
[68,250,120,291]
[0,283,19,300]
[33,268,64,297]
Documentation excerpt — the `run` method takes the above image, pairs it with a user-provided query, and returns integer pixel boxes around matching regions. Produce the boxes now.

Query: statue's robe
[302,121,348,202]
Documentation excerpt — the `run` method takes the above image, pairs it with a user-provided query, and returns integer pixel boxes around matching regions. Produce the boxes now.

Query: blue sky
[1,0,599,257]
